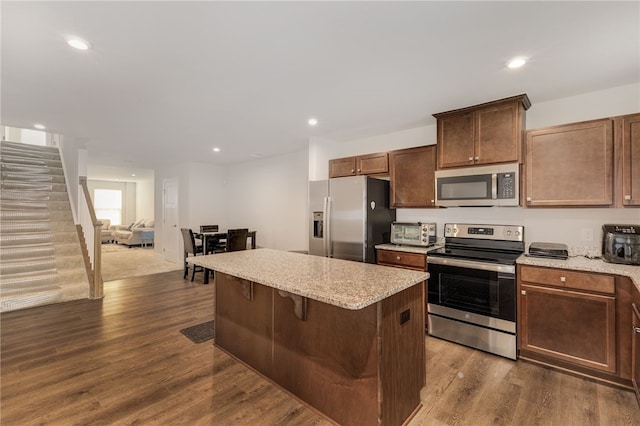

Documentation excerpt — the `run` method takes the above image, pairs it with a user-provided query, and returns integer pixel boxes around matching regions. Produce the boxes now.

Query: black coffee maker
[602,224,640,266]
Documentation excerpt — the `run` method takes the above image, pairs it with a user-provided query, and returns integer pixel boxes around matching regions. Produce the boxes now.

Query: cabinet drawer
[520,266,615,294]
[377,250,426,271]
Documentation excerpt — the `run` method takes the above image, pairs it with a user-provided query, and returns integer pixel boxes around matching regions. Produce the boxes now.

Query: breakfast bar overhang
[189,248,429,426]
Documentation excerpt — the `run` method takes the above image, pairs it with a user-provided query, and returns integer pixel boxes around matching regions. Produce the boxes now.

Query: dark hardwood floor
[2,271,639,425]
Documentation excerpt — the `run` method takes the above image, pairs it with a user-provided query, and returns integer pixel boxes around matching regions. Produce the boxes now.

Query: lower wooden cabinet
[377,249,427,271]
[517,265,624,379]
[519,283,616,374]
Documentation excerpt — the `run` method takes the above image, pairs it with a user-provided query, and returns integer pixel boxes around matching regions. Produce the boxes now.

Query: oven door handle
[427,256,516,274]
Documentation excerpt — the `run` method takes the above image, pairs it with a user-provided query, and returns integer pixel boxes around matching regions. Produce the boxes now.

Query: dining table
[196,230,257,254]
[195,230,257,284]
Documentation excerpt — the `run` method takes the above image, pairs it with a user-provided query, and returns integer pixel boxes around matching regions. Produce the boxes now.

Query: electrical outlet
[580,228,594,242]
[400,309,410,325]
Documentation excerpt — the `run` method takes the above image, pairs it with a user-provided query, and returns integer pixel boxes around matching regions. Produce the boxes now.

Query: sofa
[110,219,155,247]
[99,219,112,243]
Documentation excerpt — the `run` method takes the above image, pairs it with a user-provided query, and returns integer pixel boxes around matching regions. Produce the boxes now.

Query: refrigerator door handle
[324,196,331,257]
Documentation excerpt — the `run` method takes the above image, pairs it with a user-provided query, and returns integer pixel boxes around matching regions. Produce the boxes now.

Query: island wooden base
[215,272,426,426]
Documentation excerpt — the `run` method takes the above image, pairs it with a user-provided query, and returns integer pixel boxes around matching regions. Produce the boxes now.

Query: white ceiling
[2,1,639,178]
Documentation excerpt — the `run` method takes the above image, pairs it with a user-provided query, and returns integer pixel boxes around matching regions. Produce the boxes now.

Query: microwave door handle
[491,174,498,199]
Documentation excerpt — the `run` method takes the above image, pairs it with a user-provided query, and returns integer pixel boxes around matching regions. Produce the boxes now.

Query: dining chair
[180,228,204,282]
[226,228,249,252]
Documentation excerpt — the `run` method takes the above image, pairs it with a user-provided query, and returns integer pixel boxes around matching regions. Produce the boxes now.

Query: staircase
[0,140,89,313]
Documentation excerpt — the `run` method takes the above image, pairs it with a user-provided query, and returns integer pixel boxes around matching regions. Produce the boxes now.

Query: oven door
[427,257,516,323]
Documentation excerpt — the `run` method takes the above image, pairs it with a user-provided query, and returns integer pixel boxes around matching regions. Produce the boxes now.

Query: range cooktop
[427,246,522,265]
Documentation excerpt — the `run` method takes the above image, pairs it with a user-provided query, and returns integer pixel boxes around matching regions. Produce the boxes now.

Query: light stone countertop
[517,255,640,291]
[188,248,429,310]
[375,243,443,255]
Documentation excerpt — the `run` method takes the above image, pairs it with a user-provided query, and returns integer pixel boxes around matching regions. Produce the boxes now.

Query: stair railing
[78,176,103,299]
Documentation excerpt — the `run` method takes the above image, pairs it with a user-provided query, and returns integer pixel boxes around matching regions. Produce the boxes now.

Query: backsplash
[396,207,639,257]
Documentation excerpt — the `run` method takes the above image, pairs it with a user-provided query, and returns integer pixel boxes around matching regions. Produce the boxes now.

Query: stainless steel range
[427,223,524,360]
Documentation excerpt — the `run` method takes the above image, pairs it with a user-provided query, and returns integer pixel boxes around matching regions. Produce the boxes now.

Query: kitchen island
[188,248,429,426]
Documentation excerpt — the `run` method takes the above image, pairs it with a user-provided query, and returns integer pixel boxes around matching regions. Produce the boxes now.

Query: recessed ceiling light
[212,147,221,152]
[308,118,318,126]
[33,123,46,130]
[67,38,90,50]
[131,173,136,177]
[507,57,526,69]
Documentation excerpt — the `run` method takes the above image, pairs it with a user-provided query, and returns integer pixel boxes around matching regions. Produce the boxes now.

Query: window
[94,189,122,225]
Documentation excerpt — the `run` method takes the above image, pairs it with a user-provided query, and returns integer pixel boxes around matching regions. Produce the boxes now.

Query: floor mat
[179,320,215,343]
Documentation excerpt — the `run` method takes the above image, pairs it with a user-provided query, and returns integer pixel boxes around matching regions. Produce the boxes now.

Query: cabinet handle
[351,169,355,173]
[560,276,566,282]
[625,195,632,200]
[468,157,474,162]
[474,156,479,161]
[526,197,532,202]
[396,256,401,260]
[357,169,361,173]
[430,199,435,203]
[633,326,640,334]
[521,290,526,295]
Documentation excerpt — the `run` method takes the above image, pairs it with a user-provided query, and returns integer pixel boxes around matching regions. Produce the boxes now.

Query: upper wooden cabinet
[524,118,614,207]
[617,113,640,207]
[389,145,437,208]
[329,152,388,178]
[433,94,531,169]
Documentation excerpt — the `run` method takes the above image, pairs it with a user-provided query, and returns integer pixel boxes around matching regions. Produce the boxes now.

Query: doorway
[162,178,179,263]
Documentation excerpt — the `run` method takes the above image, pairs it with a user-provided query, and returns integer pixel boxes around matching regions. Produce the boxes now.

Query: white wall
[154,162,227,262]
[186,162,227,230]
[226,149,309,251]
[127,82,640,260]
[308,82,640,255]
[135,177,155,221]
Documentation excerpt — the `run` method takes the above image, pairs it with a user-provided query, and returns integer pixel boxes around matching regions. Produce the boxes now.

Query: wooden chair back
[180,228,200,255]
[226,228,249,252]
[200,225,219,233]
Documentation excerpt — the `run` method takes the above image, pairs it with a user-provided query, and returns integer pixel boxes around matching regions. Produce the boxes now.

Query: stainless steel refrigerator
[309,176,396,263]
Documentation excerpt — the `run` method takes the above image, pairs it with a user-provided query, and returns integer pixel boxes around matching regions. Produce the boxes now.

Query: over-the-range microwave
[435,163,519,207]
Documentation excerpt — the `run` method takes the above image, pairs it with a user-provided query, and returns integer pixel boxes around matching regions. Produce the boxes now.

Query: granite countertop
[188,248,429,310]
[375,243,443,255]
[517,255,640,291]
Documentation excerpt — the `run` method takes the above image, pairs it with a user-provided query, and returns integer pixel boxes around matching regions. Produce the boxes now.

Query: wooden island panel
[273,295,380,425]
[215,273,273,378]
[379,283,426,426]
[215,272,426,426]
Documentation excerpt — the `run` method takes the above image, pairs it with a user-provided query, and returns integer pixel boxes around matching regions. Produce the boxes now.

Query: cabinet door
[357,152,388,175]
[633,303,640,404]
[376,249,426,271]
[519,284,616,373]
[475,102,522,165]
[524,118,613,206]
[437,112,475,169]
[389,145,436,208]
[329,157,356,178]
[621,113,640,206]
